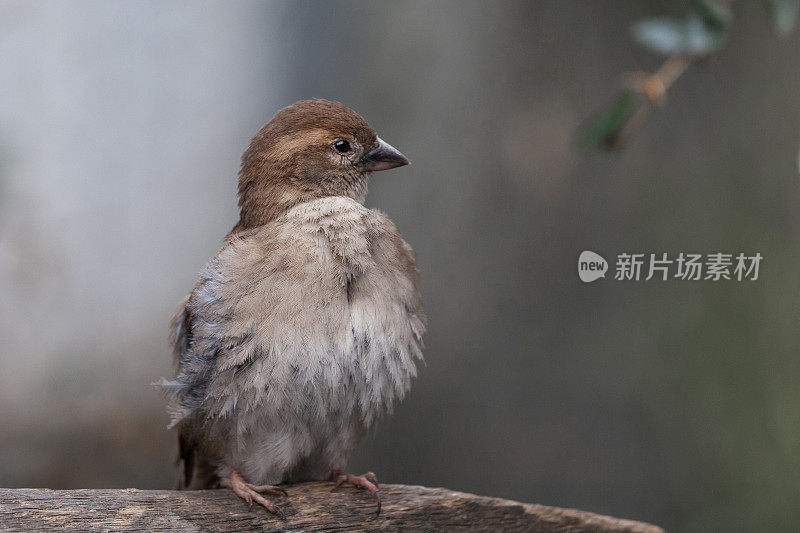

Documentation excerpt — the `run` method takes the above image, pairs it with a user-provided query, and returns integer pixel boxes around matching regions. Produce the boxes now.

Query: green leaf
[579,91,638,149]
[684,13,727,55]
[632,11,728,56]
[766,0,800,36]
[696,0,733,31]
[632,17,687,55]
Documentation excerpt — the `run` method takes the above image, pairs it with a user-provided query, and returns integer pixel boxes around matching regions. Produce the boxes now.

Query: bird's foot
[220,469,287,518]
[330,470,381,516]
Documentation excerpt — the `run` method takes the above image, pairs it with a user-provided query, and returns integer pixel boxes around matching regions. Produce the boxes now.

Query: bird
[159,99,426,517]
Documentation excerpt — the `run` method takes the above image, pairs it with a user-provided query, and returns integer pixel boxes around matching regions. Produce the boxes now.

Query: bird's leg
[330,470,381,516]
[220,468,287,518]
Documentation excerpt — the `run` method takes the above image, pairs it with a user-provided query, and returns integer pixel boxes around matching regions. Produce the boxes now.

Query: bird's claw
[221,469,287,519]
[330,470,382,517]
[248,483,289,497]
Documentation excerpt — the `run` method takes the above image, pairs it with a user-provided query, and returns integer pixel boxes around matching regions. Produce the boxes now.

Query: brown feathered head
[235,99,409,231]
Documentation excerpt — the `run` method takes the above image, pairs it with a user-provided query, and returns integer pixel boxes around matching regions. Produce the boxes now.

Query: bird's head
[235,99,409,230]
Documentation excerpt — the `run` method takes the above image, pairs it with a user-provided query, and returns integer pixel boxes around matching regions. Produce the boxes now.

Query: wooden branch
[0,483,662,532]
[611,54,692,150]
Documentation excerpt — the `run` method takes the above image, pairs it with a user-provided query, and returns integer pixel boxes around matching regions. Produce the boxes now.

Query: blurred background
[1,1,799,531]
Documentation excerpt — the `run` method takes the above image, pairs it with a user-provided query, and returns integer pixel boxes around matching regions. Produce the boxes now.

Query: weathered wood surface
[0,483,663,532]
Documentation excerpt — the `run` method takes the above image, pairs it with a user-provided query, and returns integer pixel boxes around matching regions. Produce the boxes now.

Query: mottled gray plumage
[159,100,425,511]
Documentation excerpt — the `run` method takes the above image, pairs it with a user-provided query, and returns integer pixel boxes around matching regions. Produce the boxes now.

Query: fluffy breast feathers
[162,196,426,443]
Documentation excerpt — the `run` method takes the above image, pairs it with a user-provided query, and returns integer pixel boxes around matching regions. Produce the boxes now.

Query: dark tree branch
[0,483,663,532]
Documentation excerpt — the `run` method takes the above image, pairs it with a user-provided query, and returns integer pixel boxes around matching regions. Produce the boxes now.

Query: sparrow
[159,99,426,517]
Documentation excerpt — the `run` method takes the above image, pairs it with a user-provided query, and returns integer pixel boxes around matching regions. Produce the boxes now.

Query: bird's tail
[175,432,219,489]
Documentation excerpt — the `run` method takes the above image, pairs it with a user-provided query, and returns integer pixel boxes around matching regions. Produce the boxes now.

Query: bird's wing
[168,294,191,369]
[161,228,271,428]
[166,295,194,488]
[161,228,278,488]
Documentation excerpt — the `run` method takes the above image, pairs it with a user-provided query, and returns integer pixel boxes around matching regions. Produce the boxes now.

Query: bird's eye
[333,139,351,153]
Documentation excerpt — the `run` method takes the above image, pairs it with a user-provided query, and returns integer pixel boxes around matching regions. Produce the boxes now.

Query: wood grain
[0,483,663,532]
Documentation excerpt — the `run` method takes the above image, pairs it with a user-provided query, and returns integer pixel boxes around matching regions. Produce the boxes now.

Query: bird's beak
[361,137,410,171]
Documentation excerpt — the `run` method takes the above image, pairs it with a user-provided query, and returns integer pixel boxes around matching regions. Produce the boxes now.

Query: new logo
[578,251,608,283]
